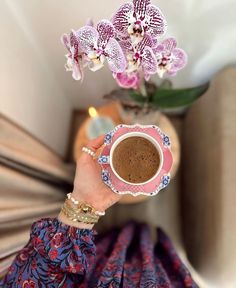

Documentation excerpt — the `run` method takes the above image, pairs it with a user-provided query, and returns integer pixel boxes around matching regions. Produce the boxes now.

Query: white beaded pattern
[67,193,105,216]
[82,146,96,157]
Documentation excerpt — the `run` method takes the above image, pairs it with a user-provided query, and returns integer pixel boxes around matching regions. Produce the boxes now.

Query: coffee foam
[112,136,160,184]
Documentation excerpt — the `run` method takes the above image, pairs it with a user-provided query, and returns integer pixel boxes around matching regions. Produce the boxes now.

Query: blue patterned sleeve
[0,218,96,287]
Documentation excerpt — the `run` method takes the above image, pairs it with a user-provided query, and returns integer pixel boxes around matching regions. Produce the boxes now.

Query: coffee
[112,136,160,183]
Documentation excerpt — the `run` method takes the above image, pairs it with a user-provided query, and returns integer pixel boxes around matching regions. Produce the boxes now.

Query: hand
[72,134,121,211]
[58,135,121,229]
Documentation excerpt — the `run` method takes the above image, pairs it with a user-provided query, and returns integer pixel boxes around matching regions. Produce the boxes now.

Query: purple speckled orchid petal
[71,30,83,60]
[141,46,158,75]
[153,43,164,55]
[77,26,98,54]
[117,34,131,42]
[72,61,83,81]
[133,0,150,19]
[69,30,78,47]
[115,72,140,89]
[152,38,158,47]
[61,34,70,52]
[65,53,84,81]
[146,4,167,37]
[105,38,127,73]
[62,30,85,81]
[169,48,187,71]
[112,2,134,36]
[136,33,153,53]
[161,37,177,52]
[119,40,133,53]
[97,20,115,48]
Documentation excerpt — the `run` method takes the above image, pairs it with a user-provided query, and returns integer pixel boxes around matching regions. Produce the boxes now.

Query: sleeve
[0,218,96,287]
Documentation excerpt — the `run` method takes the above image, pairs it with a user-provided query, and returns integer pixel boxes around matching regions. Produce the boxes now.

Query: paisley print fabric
[1,218,197,287]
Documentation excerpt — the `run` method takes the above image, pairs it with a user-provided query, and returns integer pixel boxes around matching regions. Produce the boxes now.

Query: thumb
[87,134,105,150]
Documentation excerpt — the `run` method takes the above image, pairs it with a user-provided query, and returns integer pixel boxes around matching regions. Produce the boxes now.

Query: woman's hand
[59,135,121,229]
[72,134,121,211]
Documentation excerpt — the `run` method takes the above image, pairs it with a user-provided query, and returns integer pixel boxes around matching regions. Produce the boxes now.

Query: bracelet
[67,193,105,216]
[61,200,99,224]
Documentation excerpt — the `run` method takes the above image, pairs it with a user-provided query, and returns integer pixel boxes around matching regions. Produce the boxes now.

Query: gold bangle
[64,200,99,221]
[63,201,99,219]
[61,200,100,224]
[65,200,99,219]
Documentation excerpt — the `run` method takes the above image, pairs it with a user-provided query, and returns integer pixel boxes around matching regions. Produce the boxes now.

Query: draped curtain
[0,116,73,276]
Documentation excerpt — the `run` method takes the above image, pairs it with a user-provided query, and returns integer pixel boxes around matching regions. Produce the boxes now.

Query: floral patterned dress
[0,218,197,287]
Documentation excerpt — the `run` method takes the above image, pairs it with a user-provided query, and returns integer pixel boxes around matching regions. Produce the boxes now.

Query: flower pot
[118,102,161,125]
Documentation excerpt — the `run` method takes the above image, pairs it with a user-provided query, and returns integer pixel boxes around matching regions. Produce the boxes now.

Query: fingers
[86,134,105,150]
[79,135,104,163]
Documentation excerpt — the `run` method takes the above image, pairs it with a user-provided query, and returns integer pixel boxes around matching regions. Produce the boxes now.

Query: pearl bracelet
[67,193,105,216]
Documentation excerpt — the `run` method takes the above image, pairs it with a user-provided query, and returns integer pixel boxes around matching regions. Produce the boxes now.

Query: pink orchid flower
[115,71,140,89]
[112,0,167,45]
[61,30,84,81]
[154,38,187,78]
[77,20,126,73]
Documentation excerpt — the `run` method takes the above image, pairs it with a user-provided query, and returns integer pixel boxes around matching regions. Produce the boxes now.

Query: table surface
[73,101,180,204]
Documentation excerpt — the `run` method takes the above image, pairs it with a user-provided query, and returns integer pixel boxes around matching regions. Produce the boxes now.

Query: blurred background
[1,0,236,287]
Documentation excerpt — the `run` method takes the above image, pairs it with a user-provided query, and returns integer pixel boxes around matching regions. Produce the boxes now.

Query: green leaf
[152,82,210,108]
[129,91,146,104]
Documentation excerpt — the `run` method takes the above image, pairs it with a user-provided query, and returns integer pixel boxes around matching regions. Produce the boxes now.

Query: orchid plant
[62,0,208,110]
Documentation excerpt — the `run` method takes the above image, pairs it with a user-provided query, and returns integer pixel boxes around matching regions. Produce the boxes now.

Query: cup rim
[109,131,164,186]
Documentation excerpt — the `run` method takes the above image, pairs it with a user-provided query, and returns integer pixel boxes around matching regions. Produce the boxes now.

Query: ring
[82,146,96,157]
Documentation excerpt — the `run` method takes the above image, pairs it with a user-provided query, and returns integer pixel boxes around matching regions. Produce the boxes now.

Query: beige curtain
[0,116,74,276]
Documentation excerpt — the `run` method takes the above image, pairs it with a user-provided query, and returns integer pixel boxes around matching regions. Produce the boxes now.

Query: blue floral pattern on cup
[104,131,114,145]
[162,135,171,147]
[154,126,171,147]
[98,155,110,164]
[102,170,111,185]
[161,175,170,187]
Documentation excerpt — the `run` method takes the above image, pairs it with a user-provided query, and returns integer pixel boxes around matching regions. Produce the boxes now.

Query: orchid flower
[116,72,140,89]
[61,30,84,81]
[112,0,167,45]
[61,1,188,91]
[77,20,126,73]
[115,34,157,88]
[154,38,187,78]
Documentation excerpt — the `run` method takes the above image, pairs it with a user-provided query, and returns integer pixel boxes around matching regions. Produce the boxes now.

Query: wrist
[70,191,107,213]
[58,194,104,228]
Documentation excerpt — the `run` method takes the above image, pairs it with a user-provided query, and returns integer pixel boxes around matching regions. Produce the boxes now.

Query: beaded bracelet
[67,193,105,216]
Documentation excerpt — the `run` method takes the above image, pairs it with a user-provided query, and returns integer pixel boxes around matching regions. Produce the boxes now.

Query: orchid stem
[139,81,148,98]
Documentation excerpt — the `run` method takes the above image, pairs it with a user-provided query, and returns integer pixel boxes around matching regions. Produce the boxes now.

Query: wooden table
[73,101,180,204]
